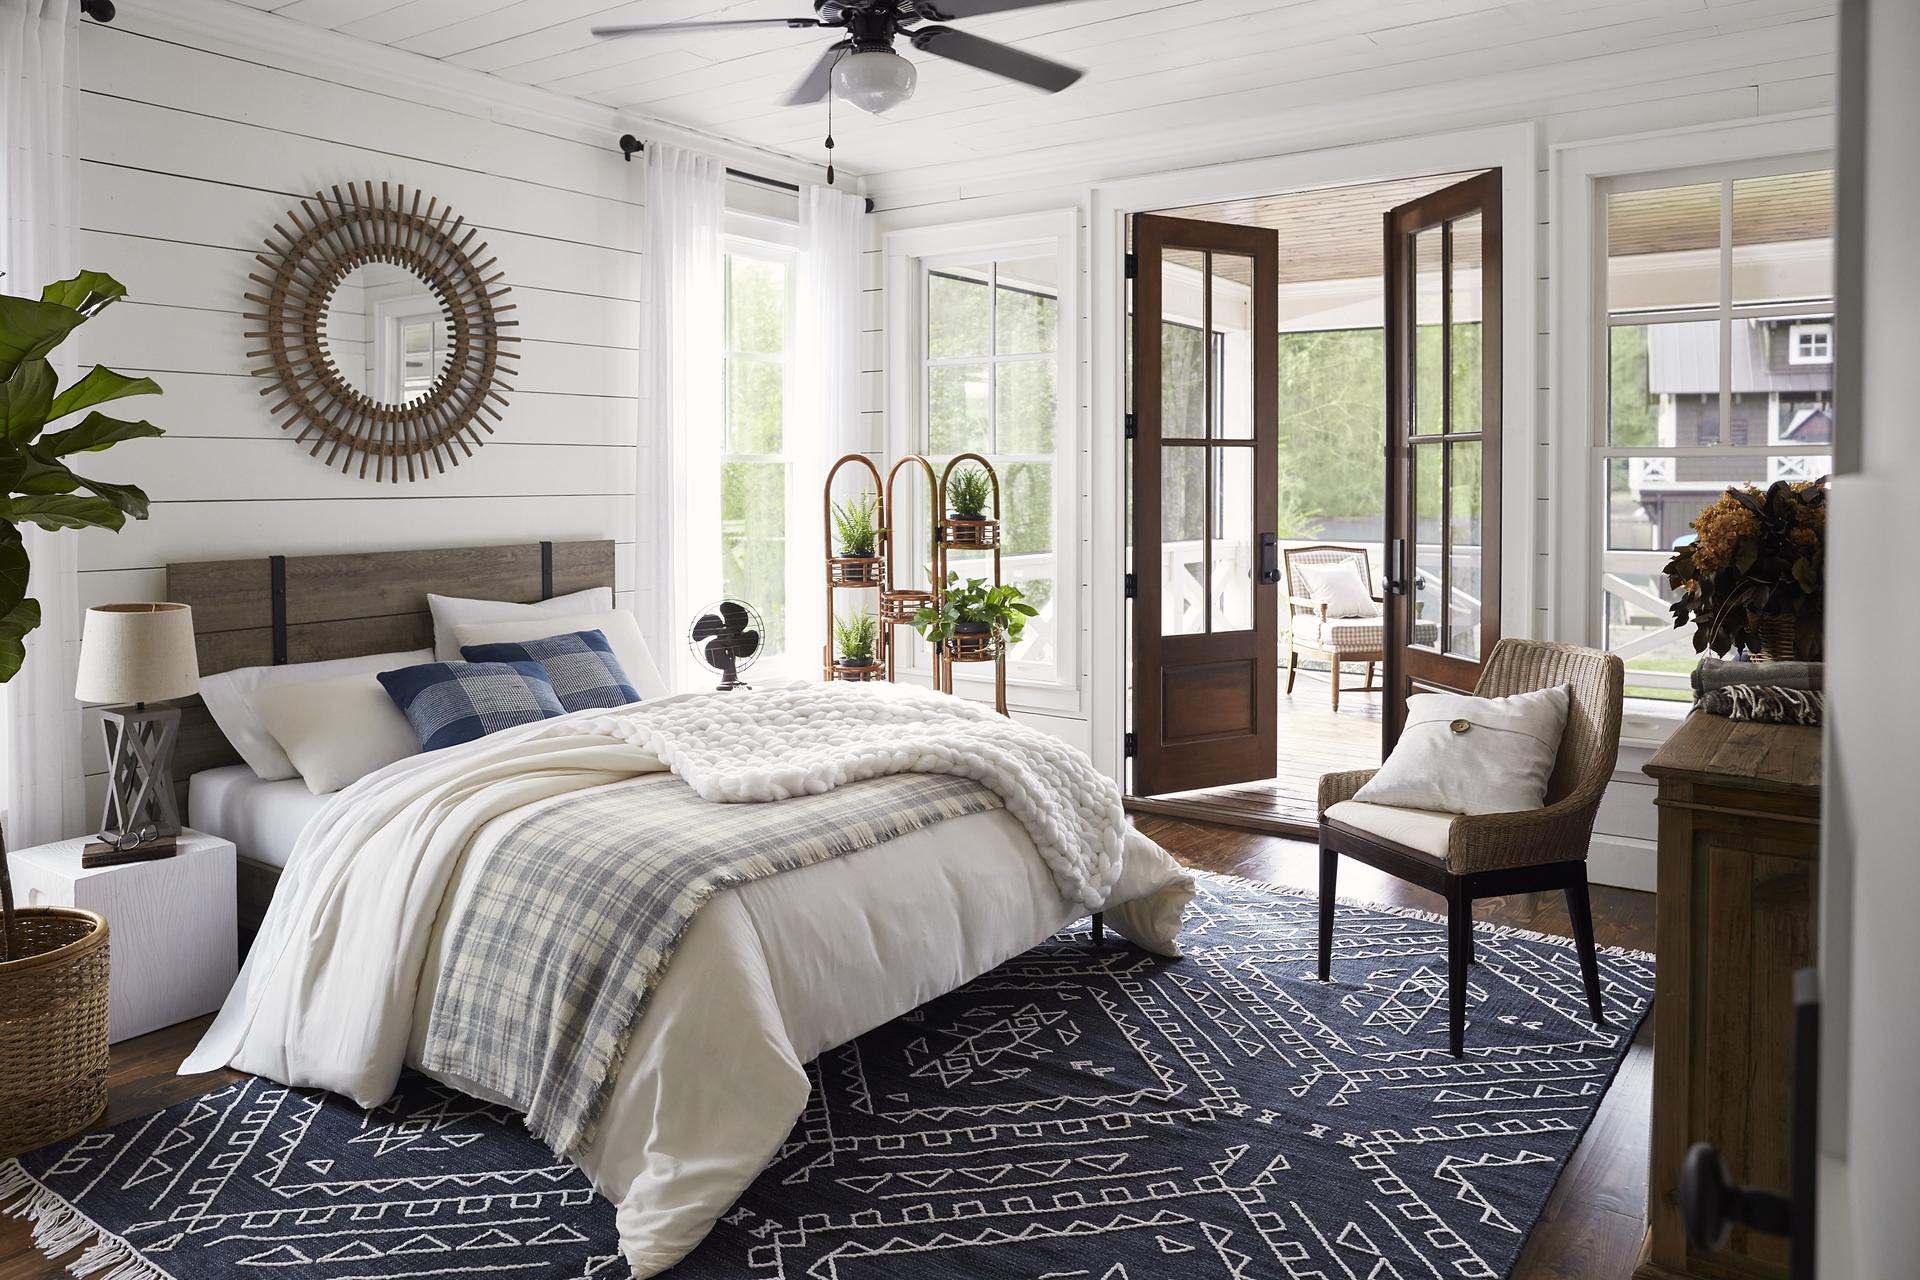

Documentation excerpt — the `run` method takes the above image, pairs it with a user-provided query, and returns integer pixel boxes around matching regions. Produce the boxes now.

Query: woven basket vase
[0,908,111,1158]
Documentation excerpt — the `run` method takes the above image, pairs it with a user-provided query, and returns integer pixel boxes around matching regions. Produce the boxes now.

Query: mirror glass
[322,263,452,404]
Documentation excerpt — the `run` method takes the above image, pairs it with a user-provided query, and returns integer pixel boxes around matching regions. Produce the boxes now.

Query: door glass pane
[1411,441,1444,648]
[1210,254,1255,439]
[1448,214,1483,433]
[1412,225,1444,435]
[1161,248,1207,439]
[995,257,1059,355]
[927,363,989,454]
[927,263,990,358]
[1160,446,1206,635]
[1606,181,1720,313]
[1210,448,1254,632]
[1446,439,1482,659]
[1731,170,1834,308]
[995,358,1055,454]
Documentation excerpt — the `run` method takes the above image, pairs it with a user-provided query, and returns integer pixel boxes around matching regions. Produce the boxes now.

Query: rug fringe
[0,1160,168,1280]
[1183,866,1658,963]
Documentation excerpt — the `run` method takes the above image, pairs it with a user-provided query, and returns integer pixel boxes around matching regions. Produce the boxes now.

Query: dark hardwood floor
[2,817,1654,1280]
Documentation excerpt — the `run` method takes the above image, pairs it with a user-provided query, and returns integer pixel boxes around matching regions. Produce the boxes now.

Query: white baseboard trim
[1587,833,1657,893]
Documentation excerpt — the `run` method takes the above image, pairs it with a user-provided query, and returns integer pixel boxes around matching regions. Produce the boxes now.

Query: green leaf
[0,295,85,383]
[68,472,150,521]
[39,270,127,317]
[47,367,162,425]
[0,492,126,532]
[0,595,41,684]
[13,450,81,495]
[41,411,163,456]
[0,358,56,444]
[0,522,26,619]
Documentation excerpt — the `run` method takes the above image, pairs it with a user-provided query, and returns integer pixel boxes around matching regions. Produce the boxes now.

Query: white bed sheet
[187,764,332,870]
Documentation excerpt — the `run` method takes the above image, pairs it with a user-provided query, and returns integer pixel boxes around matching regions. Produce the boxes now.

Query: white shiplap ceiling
[226,0,1836,185]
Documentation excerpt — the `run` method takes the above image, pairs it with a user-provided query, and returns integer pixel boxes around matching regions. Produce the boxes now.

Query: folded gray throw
[1700,684,1824,725]
[1692,655,1823,696]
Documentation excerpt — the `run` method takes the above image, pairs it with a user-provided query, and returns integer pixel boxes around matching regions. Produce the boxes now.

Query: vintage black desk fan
[688,599,763,691]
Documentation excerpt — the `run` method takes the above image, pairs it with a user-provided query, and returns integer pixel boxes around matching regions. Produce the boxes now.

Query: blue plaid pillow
[459,629,640,712]
[377,660,564,752]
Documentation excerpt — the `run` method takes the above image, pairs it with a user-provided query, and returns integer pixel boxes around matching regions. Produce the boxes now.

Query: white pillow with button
[1351,684,1572,816]
[1297,559,1377,618]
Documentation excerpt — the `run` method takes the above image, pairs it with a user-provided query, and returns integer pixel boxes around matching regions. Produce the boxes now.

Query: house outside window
[1597,166,1833,702]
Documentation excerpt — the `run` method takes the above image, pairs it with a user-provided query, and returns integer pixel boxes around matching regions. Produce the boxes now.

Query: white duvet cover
[185,687,1194,1276]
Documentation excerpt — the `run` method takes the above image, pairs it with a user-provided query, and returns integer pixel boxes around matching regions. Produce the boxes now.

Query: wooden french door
[1130,214,1280,796]
[1382,170,1503,745]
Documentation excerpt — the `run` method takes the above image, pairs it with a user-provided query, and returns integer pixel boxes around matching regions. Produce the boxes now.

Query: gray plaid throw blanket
[1701,683,1825,725]
[419,770,1001,1156]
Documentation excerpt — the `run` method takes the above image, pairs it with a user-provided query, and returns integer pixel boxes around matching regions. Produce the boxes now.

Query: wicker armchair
[1315,638,1625,1055]
[1283,544,1438,711]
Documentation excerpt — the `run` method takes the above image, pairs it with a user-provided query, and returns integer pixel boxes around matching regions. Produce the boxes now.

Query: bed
[167,540,1195,1277]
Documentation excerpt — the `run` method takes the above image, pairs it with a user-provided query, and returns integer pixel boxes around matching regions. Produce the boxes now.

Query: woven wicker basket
[0,908,111,1158]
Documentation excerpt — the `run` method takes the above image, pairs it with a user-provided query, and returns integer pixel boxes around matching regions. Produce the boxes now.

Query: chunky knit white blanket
[577,682,1125,911]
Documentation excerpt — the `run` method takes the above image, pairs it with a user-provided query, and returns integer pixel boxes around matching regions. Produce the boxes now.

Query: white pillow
[1298,559,1377,618]
[1353,684,1573,816]
[250,673,421,795]
[427,587,613,660]
[199,648,432,780]
[451,608,668,701]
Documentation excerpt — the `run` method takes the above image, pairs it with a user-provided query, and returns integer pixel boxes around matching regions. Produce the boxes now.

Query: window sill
[1619,697,1691,749]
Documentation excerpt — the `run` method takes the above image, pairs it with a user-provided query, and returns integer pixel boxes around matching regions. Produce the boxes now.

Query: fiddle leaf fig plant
[0,269,164,960]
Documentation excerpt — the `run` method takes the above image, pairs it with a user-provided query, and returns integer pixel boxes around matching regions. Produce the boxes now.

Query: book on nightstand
[80,835,178,868]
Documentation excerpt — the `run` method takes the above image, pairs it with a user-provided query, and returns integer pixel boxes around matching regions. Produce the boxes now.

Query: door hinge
[1124,252,1138,279]
[1124,412,1137,440]
[1123,572,1137,599]
[1124,732,1138,758]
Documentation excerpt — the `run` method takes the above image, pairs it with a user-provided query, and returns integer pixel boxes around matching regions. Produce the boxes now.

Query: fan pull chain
[825,90,837,185]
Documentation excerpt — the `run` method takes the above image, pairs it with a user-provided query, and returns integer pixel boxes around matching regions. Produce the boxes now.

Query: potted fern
[912,571,1037,661]
[829,491,883,585]
[832,610,880,679]
[0,271,163,1154]
[943,466,997,548]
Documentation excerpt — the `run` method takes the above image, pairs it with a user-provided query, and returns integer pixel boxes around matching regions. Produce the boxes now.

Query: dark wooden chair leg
[1447,878,1471,1056]
[1286,649,1298,694]
[1091,911,1105,947]
[1564,872,1606,1024]
[1317,842,1337,981]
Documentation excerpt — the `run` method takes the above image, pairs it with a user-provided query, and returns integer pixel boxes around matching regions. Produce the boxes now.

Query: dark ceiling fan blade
[591,18,821,38]
[909,25,1081,92]
[910,0,1084,19]
[782,39,853,105]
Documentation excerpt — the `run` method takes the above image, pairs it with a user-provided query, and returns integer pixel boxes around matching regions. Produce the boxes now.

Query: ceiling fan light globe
[832,48,916,114]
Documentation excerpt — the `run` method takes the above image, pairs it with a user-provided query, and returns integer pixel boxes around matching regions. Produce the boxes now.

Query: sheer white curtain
[0,0,85,846]
[792,184,868,670]
[642,142,726,692]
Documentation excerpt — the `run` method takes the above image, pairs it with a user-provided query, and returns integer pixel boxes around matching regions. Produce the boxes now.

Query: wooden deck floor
[1130,664,1384,832]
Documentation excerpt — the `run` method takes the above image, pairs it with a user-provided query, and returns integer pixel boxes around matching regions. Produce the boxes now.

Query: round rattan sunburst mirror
[244,181,517,482]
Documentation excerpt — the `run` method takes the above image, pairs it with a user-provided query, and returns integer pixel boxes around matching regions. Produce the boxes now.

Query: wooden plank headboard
[164,540,617,796]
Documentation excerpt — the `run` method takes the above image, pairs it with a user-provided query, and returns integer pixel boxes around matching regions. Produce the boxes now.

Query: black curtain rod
[620,135,874,214]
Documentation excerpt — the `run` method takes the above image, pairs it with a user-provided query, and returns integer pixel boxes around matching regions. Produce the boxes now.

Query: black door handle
[1259,533,1279,584]
[1386,538,1407,595]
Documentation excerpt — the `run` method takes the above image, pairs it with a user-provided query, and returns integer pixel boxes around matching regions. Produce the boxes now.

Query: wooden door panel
[1131,214,1279,796]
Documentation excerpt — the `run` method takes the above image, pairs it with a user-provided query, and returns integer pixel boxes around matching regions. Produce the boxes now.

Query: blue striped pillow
[377,660,564,752]
[459,629,639,713]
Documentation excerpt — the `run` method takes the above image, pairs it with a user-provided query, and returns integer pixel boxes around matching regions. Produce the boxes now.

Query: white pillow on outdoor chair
[1297,559,1377,618]
[1351,684,1573,816]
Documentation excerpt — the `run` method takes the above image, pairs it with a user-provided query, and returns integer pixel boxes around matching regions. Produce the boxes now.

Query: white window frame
[1788,321,1832,365]
[719,211,807,675]
[1551,118,1833,744]
[886,209,1081,713]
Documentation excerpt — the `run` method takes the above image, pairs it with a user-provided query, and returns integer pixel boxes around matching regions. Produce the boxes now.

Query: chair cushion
[1353,684,1572,815]
[1298,558,1377,618]
[1293,616,1441,652]
[1325,800,1455,859]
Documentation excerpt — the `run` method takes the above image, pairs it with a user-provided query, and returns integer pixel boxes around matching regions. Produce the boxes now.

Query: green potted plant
[830,491,882,585]
[0,270,163,1153]
[944,465,994,547]
[912,571,1038,660]
[832,610,880,677]
[1662,477,1825,661]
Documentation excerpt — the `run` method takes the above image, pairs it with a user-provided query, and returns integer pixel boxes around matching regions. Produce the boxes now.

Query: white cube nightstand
[7,828,237,1043]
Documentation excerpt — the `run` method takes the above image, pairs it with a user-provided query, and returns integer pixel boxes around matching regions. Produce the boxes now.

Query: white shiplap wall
[66,19,649,810]
[861,20,1839,890]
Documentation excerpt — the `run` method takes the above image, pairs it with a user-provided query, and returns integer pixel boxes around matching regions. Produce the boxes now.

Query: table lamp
[73,603,200,842]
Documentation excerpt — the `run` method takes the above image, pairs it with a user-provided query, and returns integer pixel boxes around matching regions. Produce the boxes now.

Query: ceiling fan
[590,0,1085,116]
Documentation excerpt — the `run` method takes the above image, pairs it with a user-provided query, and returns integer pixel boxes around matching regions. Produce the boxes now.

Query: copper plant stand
[822,454,888,682]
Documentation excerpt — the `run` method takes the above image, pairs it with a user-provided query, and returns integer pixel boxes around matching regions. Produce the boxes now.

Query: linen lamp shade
[74,603,201,705]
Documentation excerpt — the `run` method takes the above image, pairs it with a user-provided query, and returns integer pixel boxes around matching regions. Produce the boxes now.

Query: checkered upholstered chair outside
[1283,545,1439,711]
[1315,638,1625,1056]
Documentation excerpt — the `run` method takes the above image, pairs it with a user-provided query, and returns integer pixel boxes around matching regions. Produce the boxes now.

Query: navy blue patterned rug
[3,874,1652,1279]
